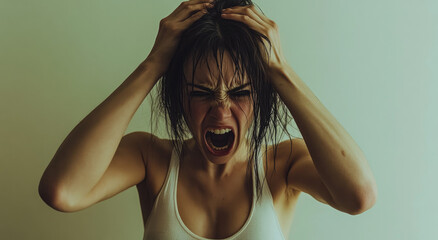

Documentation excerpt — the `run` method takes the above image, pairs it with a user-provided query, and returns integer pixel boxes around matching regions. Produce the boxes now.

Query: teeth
[207,136,229,150]
[213,145,228,150]
[208,128,232,135]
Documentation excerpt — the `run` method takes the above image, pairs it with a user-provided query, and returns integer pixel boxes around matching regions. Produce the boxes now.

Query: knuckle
[168,23,179,31]
[270,20,277,28]
[160,19,177,31]
[180,1,188,7]
[267,27,275,36]
[159,18,167,26]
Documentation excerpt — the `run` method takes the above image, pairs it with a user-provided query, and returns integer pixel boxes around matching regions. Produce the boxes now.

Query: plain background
[1,0,437,239]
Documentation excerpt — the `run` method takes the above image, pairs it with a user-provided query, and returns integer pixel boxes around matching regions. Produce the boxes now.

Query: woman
[39,0,377,239]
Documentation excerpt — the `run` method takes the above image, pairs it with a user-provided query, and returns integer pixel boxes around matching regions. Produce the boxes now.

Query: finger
[220,11,272,57]
[188,0,214,4]
[171,0,213,20]
[221,12,267,35]
[222,6,267,29]
[247,5,272,25]
[179,2,213,22]
[179,7,208,29]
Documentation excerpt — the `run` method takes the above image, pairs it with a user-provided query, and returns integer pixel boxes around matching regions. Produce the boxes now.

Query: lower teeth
[207,136,229,151]
[213,145,228,150]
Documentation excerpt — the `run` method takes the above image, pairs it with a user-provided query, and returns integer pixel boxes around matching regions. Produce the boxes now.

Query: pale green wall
[1,0,437,239]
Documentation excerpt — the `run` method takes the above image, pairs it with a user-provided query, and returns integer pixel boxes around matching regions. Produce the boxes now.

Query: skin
[221,4,377,214]
[40,1,377,239]
[181,51,255,180]
[170,51,291,238]
[147,1,376,237]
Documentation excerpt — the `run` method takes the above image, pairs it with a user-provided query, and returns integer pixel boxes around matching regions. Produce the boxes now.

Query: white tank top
[143,148,286,240]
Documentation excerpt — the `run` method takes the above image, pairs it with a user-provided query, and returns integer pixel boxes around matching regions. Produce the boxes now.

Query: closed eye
[230,90,251,97]
[189,91,212,97]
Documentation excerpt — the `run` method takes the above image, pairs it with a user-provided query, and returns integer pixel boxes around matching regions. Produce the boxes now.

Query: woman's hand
[220,5,288,74]
[145,0,214,78]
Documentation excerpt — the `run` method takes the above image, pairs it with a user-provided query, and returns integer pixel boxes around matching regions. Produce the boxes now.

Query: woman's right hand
[145,0,214,78]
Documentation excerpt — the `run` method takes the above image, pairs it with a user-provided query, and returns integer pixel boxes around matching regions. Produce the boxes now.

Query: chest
[138,150,299,239]
[176,169,253,238]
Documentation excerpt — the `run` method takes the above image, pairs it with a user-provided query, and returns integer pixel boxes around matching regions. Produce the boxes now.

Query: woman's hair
[155,0,293,203]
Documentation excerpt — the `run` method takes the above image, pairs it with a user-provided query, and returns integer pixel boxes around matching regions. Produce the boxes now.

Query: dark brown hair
[156,0,293,202]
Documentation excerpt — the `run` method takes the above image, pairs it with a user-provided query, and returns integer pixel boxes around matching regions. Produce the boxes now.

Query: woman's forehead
[183,51,248,88]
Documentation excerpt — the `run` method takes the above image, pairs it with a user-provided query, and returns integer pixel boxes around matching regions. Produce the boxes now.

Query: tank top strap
[169,147,179,169]
[254,145,276,203]
[154,147,179,201]
[254,146,267,185]
[168,147,180,185]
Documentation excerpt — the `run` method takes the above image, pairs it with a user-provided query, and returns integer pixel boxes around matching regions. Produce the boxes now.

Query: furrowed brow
[227,83,251,94]
[186,83,214,93]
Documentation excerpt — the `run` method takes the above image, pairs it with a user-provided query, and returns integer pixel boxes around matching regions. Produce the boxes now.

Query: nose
[209,97,232,120]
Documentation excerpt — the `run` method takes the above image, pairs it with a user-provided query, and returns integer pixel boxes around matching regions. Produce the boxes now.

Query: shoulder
[126,131,174,171]
[132,132,176,207]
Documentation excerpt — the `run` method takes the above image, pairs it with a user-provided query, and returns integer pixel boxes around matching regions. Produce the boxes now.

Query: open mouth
[204,128,235,156]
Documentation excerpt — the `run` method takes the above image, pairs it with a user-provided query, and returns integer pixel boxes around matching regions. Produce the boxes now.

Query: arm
[221,5,377,215]
[38,60,160,211]
[38,0,213,212]
[274,65,377,215]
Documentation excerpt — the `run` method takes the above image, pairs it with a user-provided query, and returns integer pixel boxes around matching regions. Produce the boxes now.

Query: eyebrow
[186,83,250,93]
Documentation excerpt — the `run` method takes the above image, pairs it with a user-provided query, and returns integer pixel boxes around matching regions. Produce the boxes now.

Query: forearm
[271,64,377,210]
[39,60,160,205]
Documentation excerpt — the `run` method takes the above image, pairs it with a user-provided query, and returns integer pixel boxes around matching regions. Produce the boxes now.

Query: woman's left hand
[221,5,288,73]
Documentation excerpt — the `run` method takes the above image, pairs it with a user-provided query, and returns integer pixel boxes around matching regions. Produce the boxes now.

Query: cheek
[184,99,209,126]
[232,98,254,122]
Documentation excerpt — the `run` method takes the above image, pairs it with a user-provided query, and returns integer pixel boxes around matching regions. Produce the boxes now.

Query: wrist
[269,64,298,89]
[143,54,169,77]
[141,58,164,78]
[123,60,162,94]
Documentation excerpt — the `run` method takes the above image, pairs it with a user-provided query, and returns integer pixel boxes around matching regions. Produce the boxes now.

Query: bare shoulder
[130,131,174,194]
[129,131,173,170]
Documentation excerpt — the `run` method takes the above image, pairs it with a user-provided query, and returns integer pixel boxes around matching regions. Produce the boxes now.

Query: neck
[183,138,251,181]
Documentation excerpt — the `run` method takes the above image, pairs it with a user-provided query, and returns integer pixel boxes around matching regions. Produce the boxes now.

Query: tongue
[210,132,229,148]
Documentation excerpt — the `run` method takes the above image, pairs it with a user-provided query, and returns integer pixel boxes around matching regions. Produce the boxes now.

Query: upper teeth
[208,128,232,134]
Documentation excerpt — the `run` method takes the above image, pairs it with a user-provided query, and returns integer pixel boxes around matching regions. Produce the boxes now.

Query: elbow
[348,184,378,215]
[38,182,77,213]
